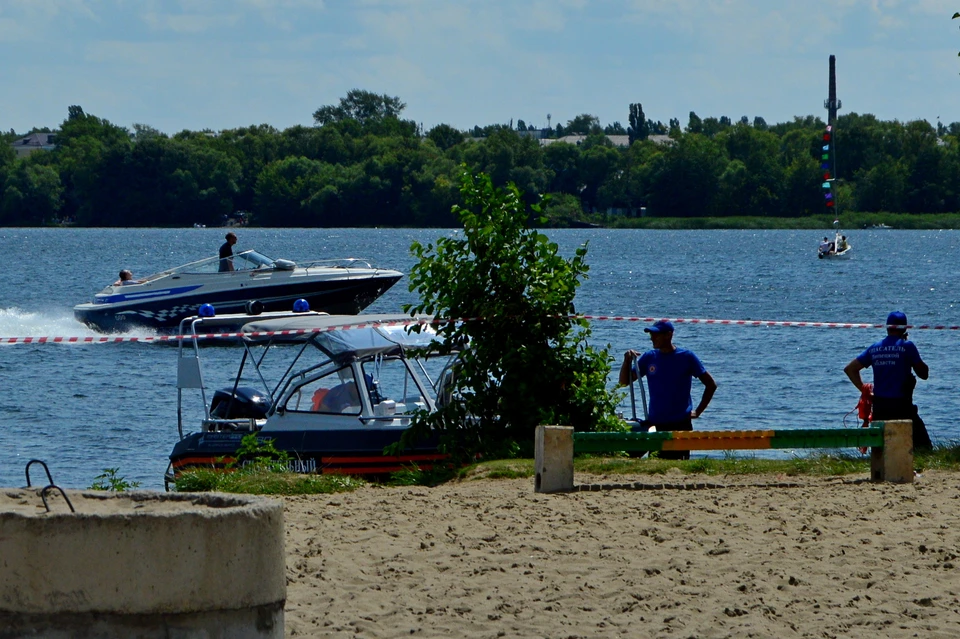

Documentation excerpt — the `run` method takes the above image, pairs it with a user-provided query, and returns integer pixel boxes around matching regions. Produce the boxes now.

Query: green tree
[604,122,627,135]
[539,192,585,225]
[401,169,621,458]
[427,123,466,151]
[781,155,822,216]
[253,156,325,226]
[461,129,547,199]
[543,141,581,194]
[851,157,908,212]
[52,107,133,223]
[313,89,406,126]
[715,124,784,215]
[0,138,16,168]
[668,118,682,138]
[647,133,726,217]
[578,144,622,211]
[628,103,649,144]
[0,161,63,225]
[565,114,602,135]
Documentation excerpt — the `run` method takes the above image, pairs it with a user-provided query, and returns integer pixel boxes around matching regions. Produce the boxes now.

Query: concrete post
[535,425,574,493]
[870,419,914,483]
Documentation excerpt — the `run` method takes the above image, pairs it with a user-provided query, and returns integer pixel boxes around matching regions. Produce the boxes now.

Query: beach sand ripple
[281,471,960,638]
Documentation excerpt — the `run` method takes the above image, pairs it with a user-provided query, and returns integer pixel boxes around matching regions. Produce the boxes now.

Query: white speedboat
[164,311,459,488]
[74,250,403,333]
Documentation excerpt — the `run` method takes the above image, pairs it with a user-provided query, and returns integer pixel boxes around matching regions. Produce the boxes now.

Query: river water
[0,227,957,489]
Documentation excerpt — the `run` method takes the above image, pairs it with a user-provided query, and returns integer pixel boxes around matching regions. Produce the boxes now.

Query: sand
[280,470,960,638]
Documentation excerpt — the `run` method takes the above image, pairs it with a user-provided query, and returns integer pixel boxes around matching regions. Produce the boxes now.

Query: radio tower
[824,55,841,125]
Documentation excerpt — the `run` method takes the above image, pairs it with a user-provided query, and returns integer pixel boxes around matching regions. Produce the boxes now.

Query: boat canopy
[240,314,439,359]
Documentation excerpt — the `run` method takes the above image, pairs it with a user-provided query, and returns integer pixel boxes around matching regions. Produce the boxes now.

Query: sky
[1,0,959,136]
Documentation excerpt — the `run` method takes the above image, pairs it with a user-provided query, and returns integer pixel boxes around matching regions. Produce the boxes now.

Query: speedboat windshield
[151,250,279,277]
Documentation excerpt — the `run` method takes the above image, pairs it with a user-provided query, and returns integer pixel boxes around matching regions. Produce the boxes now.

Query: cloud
[141,10,241,34]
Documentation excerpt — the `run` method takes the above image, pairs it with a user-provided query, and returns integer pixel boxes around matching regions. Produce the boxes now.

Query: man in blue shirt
[844,310,931,449]
[619,320,718,459]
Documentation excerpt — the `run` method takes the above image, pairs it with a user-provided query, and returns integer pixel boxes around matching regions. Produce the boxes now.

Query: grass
[173,466,366,495]
[171,443,960,495]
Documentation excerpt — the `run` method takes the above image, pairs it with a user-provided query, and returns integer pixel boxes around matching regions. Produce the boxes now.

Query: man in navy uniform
[619,320,718,459]
[844,310,931,449]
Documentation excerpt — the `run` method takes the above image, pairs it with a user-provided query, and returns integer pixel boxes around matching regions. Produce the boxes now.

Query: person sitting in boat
[320,381,360,412]
[819,237,834,256]
[113,269,144,286]
[837,236,848,252]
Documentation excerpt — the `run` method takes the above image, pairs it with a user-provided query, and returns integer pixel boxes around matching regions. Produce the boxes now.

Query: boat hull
[167,429,444,483]
[75,272,402,333]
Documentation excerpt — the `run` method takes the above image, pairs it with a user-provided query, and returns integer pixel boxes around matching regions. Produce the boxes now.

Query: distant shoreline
[23,211,960,231]
[598,212,960,230]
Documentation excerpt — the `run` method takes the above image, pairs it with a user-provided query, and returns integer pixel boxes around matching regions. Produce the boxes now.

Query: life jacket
[857,383,873,423]
[311,388,329,411]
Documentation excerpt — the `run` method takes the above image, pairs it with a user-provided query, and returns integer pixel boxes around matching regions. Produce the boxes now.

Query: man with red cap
[619,320,717,460]
[844,310,931,449]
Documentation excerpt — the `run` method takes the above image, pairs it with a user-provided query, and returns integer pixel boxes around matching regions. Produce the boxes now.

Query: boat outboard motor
[210,386,271,420]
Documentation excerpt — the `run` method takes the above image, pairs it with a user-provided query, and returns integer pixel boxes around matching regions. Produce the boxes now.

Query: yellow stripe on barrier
[662,430,776,451]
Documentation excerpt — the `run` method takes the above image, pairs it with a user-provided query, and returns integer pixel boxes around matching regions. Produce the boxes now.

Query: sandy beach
[281,470,960,638]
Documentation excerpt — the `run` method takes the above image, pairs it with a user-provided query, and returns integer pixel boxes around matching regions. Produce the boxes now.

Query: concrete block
[535,425,574,493]
[0,490,286,637]
[870,419,914,483]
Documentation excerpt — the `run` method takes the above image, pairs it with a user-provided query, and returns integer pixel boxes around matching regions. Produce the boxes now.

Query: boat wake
[0,307,160,342]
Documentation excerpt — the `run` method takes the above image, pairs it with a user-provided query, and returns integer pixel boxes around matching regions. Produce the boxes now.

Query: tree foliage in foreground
[399,169,623,459]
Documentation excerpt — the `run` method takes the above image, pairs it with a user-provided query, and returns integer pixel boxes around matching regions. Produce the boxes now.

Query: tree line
[2,92,959,227]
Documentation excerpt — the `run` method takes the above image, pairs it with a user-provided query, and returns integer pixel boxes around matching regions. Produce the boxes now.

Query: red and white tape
[0,315,953,345]
[576,315,953,330]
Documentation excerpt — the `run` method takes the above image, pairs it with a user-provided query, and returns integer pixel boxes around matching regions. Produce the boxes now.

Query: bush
[400,168,622,460]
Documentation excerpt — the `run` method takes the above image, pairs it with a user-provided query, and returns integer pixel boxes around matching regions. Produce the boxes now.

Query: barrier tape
[0,318,438,345]
[0,314,954,345]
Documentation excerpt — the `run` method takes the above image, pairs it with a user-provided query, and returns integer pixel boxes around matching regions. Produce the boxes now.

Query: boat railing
[201,418,259,433]
[297,258,375,271]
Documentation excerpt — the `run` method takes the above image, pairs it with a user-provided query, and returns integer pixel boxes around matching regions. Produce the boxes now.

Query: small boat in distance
[165,311,459,489]
[74,250,403,333]
[817,123,852,260]
[818,224,852,260]
[866,223,893,230]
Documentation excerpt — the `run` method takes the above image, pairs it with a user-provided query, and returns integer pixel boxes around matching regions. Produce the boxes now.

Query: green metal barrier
[573,427,884,454]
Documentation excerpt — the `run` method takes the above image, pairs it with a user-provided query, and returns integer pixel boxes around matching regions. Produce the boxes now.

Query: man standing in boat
[619,320,718,459]
[219,232,237,272]
[843,310,932,449]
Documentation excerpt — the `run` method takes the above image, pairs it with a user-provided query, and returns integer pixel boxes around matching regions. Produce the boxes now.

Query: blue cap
[644,320,674,334]
[886,311,907,326]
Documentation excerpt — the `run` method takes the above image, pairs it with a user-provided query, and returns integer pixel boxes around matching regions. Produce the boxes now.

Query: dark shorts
[649,417,693,460]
